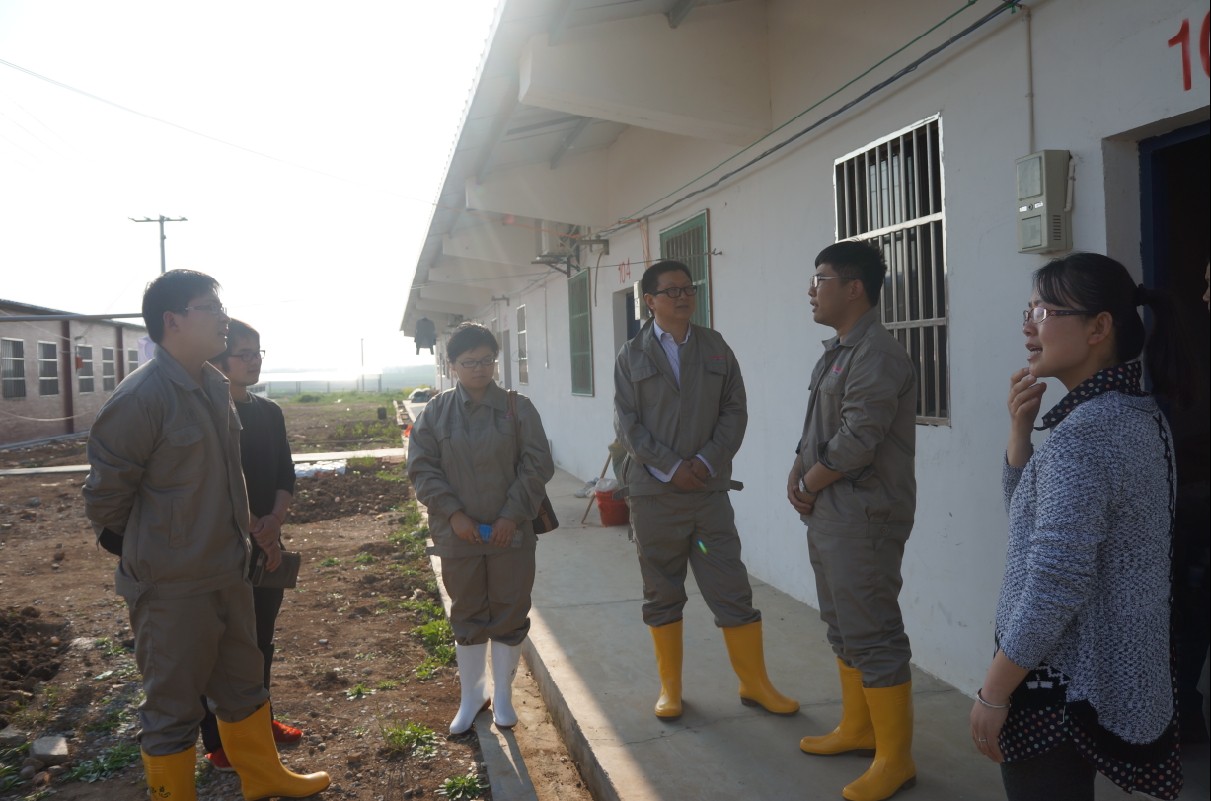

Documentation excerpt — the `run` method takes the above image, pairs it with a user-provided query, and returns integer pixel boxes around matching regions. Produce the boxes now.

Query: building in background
[1,299,146,447]
[401,0,1210,693]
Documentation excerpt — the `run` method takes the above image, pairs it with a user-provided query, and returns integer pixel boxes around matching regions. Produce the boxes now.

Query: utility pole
[129,215,188,274]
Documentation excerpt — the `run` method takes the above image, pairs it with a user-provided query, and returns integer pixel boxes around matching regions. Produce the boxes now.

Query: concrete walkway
[509,467,1210,801]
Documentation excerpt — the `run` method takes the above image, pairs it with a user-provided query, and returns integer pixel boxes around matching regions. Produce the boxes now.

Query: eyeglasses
[810,275,849,289]
[182,303,228,317]
[650,285,698,298]
[1022,307,1094,325]
[456,356,497,370]
[231,350,265,363]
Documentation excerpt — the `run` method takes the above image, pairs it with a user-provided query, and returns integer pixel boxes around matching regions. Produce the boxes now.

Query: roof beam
[548,0,575,45]
[667,0,701,28]
[549,117,591,169]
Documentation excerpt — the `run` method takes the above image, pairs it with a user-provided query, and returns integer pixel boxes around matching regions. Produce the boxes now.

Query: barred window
[102,347,116,392]
[38,341,59,396]
[77,345,94,394]
[2,338,26,400]
[835,116,949,423]
[659,210,712,328]
[517,305,528,385]
[127,348,139,373]
[568,271,592,396]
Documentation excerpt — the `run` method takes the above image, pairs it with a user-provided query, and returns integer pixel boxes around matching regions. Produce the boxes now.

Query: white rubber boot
[491,640,523,728]
[450,643,489,734]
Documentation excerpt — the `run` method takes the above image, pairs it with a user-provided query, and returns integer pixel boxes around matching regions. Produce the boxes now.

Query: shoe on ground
[206,748,235,772]
[272,719,304,744]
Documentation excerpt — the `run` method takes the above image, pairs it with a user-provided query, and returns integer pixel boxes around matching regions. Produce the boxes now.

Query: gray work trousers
[808,528,912,687]
[440,544,536,646]
[128,581,268,755]
[629,491,761,628]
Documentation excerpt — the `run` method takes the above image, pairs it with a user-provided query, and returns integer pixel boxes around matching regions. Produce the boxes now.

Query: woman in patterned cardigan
[970,253,1188,801]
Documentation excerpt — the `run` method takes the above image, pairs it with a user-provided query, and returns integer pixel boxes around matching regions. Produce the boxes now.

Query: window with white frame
[516,305,528,385]
[659,210,712,328]
[835,116,949,423]
[77,345,95,393]
[127,348,139,373]
[2,338,26,399]
[102,347,116,392]
[38,341,59,396]
[568,271,592,396]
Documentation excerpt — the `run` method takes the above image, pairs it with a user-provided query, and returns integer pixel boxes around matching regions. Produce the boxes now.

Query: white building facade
[402,0,1210,694]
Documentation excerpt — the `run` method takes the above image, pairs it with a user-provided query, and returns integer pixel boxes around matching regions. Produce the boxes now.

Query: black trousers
[200,585,285,752]
[1000,738,1095,801]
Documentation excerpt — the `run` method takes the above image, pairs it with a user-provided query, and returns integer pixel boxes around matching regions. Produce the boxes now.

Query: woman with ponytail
[970,252,1185,801]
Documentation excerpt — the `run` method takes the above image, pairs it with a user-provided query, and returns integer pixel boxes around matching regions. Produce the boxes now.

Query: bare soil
[0,394,592,801]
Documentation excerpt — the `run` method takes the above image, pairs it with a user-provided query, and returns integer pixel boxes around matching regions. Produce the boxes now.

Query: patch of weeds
[296,394,322,403]
[414,618,453,651]
[375,679,399,691]
[319,557,341,567]
[353,552,377,565]
[382,721,437,758]
[345,683,377,700]
[375,469,406,483]
[438,771,487,800]
[65,742,141,783]
[401,598,445,622]
[346,456,380,471]
[414,652,453,681]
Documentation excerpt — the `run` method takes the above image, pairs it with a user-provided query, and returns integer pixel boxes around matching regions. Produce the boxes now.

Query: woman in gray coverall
[407,322,555,734]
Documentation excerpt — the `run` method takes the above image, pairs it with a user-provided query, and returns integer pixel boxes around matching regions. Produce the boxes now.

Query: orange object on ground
[596,490,629,526]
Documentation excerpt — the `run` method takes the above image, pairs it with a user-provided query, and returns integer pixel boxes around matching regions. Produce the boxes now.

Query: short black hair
[142,270,221,343]
[641,260,693,296]
[214,319,259,371]
[446,322,499,364]
[814,241,886,307]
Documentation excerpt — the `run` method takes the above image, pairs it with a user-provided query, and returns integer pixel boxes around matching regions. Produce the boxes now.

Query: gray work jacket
[407,382,554,557]
[796,307,917,538]
[83,346,251,602]
[614,320,746,497]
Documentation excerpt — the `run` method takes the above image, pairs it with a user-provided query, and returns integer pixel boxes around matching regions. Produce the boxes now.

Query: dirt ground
[0,394,593,801]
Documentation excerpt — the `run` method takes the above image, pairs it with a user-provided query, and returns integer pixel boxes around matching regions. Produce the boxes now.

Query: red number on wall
[1170,13,1211,91]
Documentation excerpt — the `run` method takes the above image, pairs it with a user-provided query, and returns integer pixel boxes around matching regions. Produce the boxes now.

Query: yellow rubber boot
[141,748,197,801]
[842,682,916,801]
[800,658,875,755]
[218,703,331,801]
[721,620,800,715]
[649,620,683,719]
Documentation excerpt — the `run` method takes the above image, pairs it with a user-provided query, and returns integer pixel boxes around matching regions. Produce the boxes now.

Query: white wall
[468,0,1210,693]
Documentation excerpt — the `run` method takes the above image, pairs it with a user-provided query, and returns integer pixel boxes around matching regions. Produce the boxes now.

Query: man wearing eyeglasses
[790,241,917,801]
[83,271,328,800]
[615,259,799,723]
[197,319,306,770]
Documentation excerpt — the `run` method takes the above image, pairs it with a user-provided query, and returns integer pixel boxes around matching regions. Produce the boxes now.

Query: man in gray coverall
[789,241,917,801]
[83,270,327,801]
[615,259,798,721]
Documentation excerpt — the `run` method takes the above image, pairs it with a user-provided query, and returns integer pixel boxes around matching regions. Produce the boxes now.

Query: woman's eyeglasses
[1022,307,1093,325]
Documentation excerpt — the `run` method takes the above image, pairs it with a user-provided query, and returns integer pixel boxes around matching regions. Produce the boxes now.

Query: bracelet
[975,688,1011,709]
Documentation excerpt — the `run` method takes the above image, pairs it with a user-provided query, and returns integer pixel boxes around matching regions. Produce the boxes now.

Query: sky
[0,1,499,372]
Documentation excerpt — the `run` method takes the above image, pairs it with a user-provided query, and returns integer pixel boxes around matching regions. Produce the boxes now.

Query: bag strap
[507,390,522,472]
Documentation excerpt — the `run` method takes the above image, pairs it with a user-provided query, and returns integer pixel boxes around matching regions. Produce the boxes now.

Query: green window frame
[568,271,593,396]
[658,210,712,328]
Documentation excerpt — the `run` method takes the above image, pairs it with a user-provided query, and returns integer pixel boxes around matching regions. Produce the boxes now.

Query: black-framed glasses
[457,356,497,370]
[651,285,698,299]
[182,303,228,317]
[1022,307,1094,325]
[232,350,265,363]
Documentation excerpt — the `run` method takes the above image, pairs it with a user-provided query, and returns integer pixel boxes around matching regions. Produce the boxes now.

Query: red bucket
[595,489,629,526]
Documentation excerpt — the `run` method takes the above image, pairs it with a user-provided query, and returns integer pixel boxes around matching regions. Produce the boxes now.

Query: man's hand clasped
[249,514,283,571]
[787,466,816,515]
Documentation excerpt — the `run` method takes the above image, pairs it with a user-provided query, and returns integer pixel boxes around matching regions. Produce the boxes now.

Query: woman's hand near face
[449,510,480,544]
[489,517,517,548]
[1007,368,1045,468]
